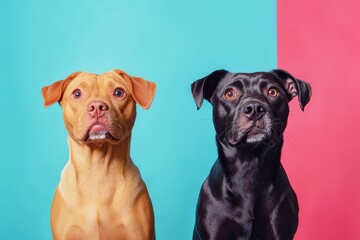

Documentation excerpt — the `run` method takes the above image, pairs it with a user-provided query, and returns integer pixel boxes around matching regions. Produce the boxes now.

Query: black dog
[191,69,311,240]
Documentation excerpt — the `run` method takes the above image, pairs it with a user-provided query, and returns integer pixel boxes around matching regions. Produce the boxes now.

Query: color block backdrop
[0,1,276,239]
[1,0,358,239]
[278,0,360,239]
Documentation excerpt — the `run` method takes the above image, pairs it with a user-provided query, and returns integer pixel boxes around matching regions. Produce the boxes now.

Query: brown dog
[42,69,156,240]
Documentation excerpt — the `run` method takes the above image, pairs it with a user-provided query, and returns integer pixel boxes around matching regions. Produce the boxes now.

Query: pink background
[278,0,360,239]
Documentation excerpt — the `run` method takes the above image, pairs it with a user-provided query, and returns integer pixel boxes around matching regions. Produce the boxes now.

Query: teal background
[0,0,276,239]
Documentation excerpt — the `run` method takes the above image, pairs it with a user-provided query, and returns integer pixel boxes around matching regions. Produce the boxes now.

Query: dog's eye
[268,88,279,97]
[72,89,82,99]
[223,88,237,100]
[113,88,125,98]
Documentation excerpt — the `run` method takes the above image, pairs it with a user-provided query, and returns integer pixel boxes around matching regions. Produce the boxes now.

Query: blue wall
[0,0,276,239]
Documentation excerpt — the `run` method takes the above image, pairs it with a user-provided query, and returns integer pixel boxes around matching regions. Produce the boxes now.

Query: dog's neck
[68,135,132,183]
[216,137,283,191]
[59,135,136,203]
[68,135,132,173]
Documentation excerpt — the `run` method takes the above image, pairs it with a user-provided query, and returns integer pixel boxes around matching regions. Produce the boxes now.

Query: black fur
[191,69,311,240]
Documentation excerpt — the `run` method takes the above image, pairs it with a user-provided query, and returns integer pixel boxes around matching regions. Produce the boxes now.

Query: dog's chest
[65,206,131,240]
[58,201,137,240]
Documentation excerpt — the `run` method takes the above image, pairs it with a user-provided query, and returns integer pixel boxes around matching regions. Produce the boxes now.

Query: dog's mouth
[244,127,268,143]
[81,124,120,143]
[227,116,273,146]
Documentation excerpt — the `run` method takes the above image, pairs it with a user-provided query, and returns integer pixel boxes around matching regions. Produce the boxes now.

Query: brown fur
[42,70,156,240]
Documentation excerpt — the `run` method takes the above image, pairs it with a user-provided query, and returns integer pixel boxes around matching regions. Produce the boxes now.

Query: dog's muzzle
[228,100,273,145]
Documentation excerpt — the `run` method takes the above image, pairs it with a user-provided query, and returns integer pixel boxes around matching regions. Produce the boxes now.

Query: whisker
[217,125,233,139]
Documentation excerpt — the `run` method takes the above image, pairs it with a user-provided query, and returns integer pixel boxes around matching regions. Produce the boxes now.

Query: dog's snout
[88,100,109,117]
[242,101,266,120]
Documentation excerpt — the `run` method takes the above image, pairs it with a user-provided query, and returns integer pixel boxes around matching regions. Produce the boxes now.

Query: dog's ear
[42,72,82,107]
[112,69,156,110]
[191,70,229,109]
[271,69,312,111]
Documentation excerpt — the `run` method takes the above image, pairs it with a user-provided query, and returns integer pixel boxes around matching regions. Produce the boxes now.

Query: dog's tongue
[89,125,108,135]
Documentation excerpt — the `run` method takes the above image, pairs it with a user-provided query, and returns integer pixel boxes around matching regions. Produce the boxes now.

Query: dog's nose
[242,101,266,120]
[88,100,109,117]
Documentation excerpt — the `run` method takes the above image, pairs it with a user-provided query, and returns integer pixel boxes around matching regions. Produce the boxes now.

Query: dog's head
[191,69,311,146]
[42,69,156,144]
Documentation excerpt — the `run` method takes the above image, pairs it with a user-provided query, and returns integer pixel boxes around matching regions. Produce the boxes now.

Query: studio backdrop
[0,0,358,239]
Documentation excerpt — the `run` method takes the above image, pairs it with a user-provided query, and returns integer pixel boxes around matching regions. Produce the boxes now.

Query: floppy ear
[41,72,82,107]
[191,69,229,110]
[271,69,312,111]
[112,69,156,110]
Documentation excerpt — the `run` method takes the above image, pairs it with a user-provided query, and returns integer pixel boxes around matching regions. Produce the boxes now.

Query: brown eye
[268,88,279,97]
[72,89,82,99]
[223,88,237,100]
[113,88,125,98]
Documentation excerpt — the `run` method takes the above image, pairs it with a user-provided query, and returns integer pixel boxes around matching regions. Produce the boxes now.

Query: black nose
[242,101,266,120]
